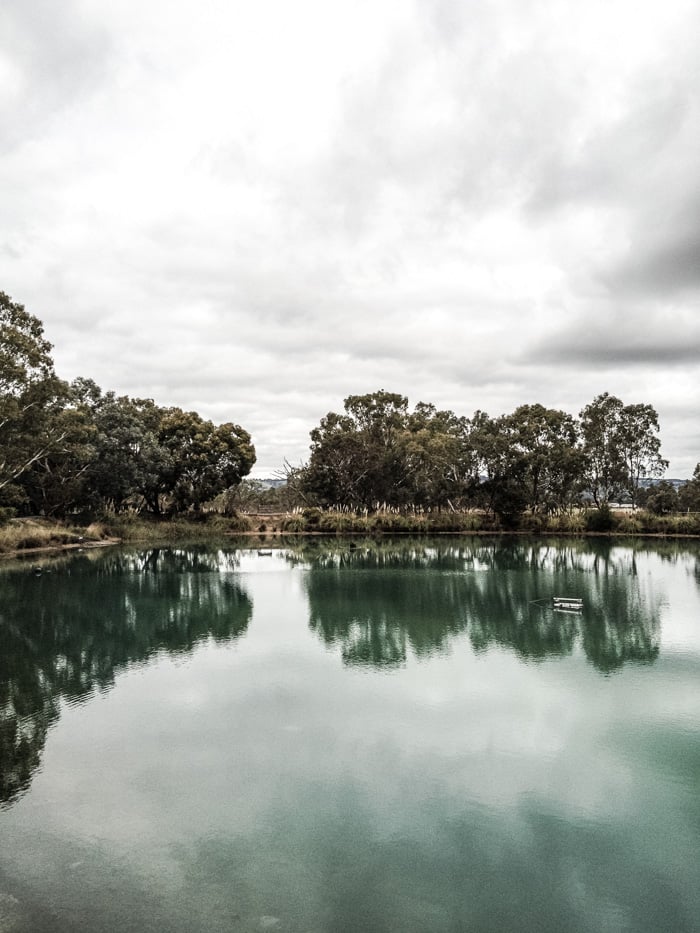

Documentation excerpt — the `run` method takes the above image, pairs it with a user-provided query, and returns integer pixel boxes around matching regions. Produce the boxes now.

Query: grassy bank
[96,511,252,542]
[274,507,700,537]
[2,507,700,556]
[0,518,115,555]
[0,513,254,555]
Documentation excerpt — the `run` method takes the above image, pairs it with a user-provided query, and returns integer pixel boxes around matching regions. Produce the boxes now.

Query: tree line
[0,291,255,518]
[292,389,700,523]
[3,288,700,523]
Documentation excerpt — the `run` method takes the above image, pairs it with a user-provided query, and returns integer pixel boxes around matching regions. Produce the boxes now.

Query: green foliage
[614,511,644,535]
[3,289,698,539]
[544,511,586,534]
[221,478,295,514]
[274,508,490,535]
[299,388,680,527]
[645,481,680,515]
[0,290,257,520]
[579,393,667,507]
[0,506,16,524]
[502,404,584,513]
[40,387,255,518]
[585,504,614,532]
[302,507,323,527]
[158,408,255,513]
[678,465,700,512]
[303,390,477,511]
[0,292,71,501]
[280,514,306,533]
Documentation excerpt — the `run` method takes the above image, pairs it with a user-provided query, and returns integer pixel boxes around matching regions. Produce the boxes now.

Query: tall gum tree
[505,404,584,513]
[619,403,667,508]
[679,465,700,512]
[579,393,667,507]
[0,292,70,499]
[303,390,476,510]
[158,408,256,513]
[304,391,410,509]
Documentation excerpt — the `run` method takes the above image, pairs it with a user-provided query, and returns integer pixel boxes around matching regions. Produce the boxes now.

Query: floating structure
[257,549,273,556]
[552,596,583,612]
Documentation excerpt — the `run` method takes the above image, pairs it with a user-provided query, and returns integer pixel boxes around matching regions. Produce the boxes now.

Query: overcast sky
[1,0,699,476]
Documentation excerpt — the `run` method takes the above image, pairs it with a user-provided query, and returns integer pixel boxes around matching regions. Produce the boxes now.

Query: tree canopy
[299,389,674,521]
[0,291,256,517]
[302,391,476,510]
[0,291,71,500]
[1,289,693,523]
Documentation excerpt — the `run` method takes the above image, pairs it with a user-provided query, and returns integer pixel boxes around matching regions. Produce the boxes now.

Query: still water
[1,538,699,933]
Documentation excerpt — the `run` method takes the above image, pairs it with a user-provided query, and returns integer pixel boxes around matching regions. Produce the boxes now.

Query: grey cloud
[523,35,700,305]
[526,79,692,215]
[291,6,580,239]
[608,231,700,297]
[601,184,700,298]
[0,0,115,148]
[2,0,700,477]
[526,323,700,368]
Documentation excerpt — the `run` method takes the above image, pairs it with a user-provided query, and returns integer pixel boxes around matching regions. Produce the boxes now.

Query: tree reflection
[0,547,252,807]
[299,542,473,667]
[298,538,664,673]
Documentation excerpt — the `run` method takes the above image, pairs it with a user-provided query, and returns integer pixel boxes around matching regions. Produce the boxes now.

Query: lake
[1,537,699,932]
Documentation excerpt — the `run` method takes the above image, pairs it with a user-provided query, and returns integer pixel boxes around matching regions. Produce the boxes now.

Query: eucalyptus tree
[679,465,700,512]
[17,382,98,516]
[504,404,584,513]
[303,409,367,507]
[0,291,70,502]
[83,391,168,513]
[644,481,679,515]
[303,390,475,509]
[618,403,668,507]
[401,402,475,507]
[467,410,529,523]
[158,407,256,513]
[579,393,667,507]
[86,395,255,515]
[343,390,411,507]
[579,393,627,506]
[304,391,411,508]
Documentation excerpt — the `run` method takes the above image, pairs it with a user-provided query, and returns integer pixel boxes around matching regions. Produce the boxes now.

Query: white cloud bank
[1,0,699,474]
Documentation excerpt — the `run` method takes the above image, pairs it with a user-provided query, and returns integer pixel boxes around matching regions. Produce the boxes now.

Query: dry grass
[2,507,699,555]
[0,518,101,554]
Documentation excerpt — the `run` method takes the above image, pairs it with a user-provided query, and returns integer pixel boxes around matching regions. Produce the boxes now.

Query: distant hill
[257,478,286,489]
[639,478,687,489]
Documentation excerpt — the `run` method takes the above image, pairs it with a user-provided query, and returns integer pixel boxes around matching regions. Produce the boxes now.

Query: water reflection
[299,547,474,666]
[294,539,664,672]
[0,539,682,809]
[0,547,252,808]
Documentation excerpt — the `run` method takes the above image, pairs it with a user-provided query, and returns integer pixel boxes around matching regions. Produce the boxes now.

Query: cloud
[604,206,700,298]
[1,0,699,475]
[526,312,700,367]
[0,0,117,159]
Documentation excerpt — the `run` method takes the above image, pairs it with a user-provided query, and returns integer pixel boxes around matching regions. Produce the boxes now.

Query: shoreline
[3,523,700,562]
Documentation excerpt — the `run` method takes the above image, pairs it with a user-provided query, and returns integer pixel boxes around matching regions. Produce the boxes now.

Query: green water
[1,538,699,932]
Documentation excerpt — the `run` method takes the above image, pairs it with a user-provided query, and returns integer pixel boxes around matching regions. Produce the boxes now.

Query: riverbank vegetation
[4,504,700,558]
[2,289,700,544]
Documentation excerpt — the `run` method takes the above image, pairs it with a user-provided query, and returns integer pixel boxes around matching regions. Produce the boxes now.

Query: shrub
[85,522,110,540]
[614,512,643,535]
[585,505,614,532]
[280,515,306,533]
[302,508,323,527]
